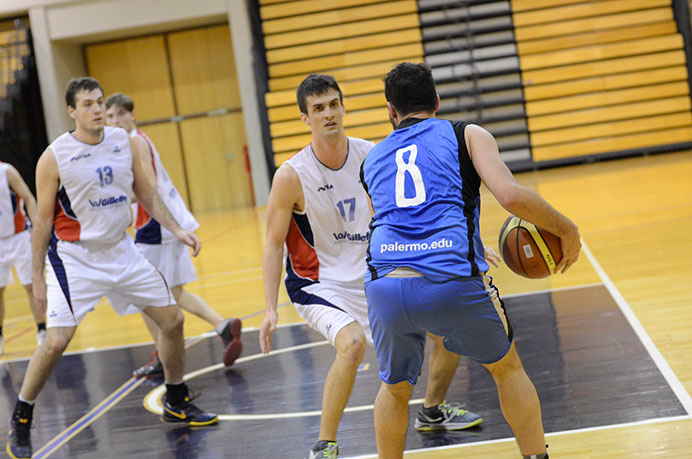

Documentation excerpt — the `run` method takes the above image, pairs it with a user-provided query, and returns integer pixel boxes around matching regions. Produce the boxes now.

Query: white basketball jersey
[0,162,28,238]
[50,126,133,243]
[284,137,374,288]
[131,129,198,244]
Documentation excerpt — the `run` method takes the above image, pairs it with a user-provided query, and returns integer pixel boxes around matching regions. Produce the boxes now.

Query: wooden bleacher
[257,0,692,169]
[512,0,692,162]
[417,0,531,163]
[259,0,423,165]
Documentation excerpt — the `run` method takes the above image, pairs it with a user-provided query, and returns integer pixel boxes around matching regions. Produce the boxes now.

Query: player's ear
[300,112,309,126]
[387,102,397,123]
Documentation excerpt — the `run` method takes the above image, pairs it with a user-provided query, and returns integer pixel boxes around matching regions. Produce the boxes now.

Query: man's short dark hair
[296,74,343,114]
[65,77,103,108]
[105,92,134,112]
[383,63,437,117]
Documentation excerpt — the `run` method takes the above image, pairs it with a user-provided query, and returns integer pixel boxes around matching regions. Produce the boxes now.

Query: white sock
[18,395,35,406]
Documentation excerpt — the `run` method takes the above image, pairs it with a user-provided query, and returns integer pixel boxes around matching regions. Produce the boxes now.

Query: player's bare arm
[31,149,60,314]
[6,164,37,223]
[130,136,200,256]
[260,163,303,354]
[465,124,581,273]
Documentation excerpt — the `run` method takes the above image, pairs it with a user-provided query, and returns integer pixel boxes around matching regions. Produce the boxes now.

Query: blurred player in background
[105,92,242,378]
[0,161,45,355]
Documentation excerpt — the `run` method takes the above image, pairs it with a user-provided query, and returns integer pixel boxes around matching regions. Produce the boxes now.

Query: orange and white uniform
[129,129,199,289]
[0,162,31,286]
[45,127,172,327]
[283,137,374,344]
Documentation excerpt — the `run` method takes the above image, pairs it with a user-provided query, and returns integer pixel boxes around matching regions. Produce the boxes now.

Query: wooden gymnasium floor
[1,150,692,458]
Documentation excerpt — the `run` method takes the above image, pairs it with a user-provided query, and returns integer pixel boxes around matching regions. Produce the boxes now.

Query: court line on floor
[28,305,283,458]
[143,340,331,415]
[500,282,603,299]
[343,415,692,458]
[33,377,145,459]
[0,302,293,364]
[581,240,692,415]
[4,326,33,344]
[143,339,428,420]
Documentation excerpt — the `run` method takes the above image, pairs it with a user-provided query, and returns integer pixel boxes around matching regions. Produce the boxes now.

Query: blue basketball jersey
[361,117,489,282]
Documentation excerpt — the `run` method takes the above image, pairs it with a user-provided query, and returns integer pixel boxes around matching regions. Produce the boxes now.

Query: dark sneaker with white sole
[218,318,242,367]
[161,393,218,427]
[6,400,33,459]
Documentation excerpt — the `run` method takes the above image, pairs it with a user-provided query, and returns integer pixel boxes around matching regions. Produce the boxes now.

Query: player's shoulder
[348,136,376,151]
[104,125,130,141]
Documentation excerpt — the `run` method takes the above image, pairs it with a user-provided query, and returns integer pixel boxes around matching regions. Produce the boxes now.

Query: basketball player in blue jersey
[361,63,582,459]
[0,163,46,355]
[260,74,482,459]
[6,78,217,459]
[104,93,242,378]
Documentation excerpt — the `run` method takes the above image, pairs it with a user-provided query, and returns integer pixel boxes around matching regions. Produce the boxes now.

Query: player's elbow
[494,184,526,214]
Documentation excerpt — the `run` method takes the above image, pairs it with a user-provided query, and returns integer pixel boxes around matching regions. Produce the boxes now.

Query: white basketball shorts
[45,233,174,328]
[136,239,197,288]
[291,281,373,346]
[0,230,32,287]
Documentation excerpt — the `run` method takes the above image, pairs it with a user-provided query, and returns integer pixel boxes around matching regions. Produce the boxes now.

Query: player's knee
[159,307,184,334]
[382,380,412,401]
[44,333,71,355]
[337,334,366,365]
[485,346,524,380]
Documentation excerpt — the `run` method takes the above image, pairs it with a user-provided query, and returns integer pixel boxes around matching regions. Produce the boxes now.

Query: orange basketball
[498,215,562,279]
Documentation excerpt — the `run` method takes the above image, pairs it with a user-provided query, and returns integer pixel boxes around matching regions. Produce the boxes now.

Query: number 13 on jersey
[395,144,426,207]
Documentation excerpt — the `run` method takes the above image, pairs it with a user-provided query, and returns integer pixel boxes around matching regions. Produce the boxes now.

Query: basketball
[498,215,563,279]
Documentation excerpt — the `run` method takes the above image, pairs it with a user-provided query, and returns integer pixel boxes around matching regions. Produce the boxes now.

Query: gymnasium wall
[253,0,692,170]
[0,0,272,207]
[86,26,252,212]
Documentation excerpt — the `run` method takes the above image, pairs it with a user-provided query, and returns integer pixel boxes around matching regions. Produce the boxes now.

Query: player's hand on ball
[555,223,581,274]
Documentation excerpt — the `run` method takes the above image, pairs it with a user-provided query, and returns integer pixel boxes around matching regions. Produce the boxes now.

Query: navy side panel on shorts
[47,235,73,314]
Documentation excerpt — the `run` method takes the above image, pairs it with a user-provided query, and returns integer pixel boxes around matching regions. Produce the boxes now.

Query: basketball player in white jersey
[260,74,483,459]
[7,77,216,459]
[104,93,242,378]
[0,162,45,355]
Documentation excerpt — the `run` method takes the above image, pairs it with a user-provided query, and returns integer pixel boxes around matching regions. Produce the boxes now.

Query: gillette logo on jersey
[332,230,370,242]
[88,194,127,208]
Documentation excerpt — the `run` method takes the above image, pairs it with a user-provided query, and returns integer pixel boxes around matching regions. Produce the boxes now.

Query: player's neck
[311,133,348,169]
[397,111,435,127]
[72,126,104,145]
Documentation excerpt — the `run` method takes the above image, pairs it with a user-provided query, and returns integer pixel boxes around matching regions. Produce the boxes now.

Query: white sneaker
[37,329,46,346]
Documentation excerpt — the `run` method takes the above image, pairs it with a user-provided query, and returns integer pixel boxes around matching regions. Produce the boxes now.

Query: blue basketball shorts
[365,274,512,385]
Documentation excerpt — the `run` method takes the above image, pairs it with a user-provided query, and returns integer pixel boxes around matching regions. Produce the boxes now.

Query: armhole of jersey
[451,121,481,190]
[359,159,369,196]
[48,148,63,187]
[284,161,307,216]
